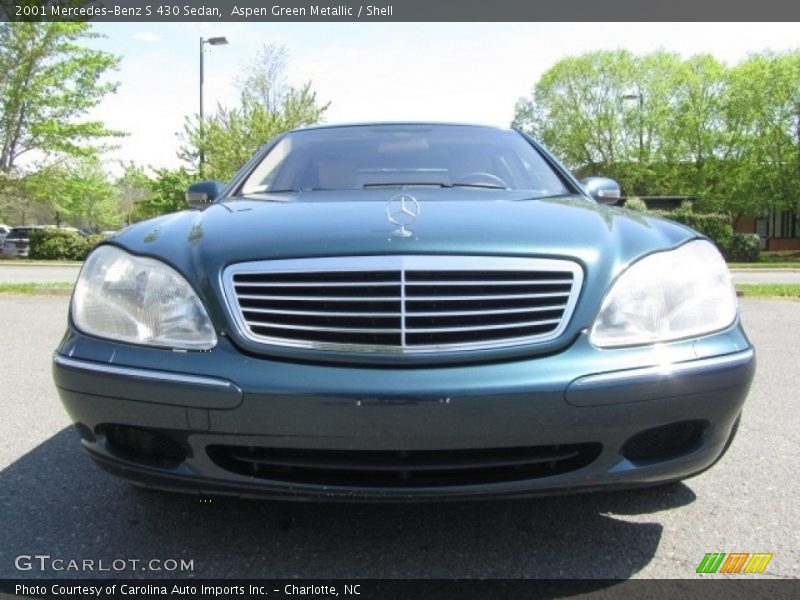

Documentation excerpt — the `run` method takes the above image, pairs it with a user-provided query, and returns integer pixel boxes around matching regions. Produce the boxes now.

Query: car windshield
[238,125,570,197]
[6,228,32,240]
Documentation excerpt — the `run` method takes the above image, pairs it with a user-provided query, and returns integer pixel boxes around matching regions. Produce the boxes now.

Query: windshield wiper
[448,182,507,190]
[361,182,508,190]
[362,182,447,189]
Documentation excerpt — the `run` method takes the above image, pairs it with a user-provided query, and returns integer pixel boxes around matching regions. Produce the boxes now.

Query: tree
[131,167,193,222]
[20,159,122,230]
[513,49,800,221]
[180,43,329,181]
[0,22,123,224]
[0,22,122,174]
[237,43,289,113]
[115,162,152,224]
[0,167,54,224]
[512,50,638,176]
[723,51,800,221]
[60,160,123,230]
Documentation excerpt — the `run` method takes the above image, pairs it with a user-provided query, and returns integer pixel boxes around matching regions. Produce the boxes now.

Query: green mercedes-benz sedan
[52,123,755,500]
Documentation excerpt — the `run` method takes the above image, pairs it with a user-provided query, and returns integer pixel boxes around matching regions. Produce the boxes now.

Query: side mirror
[580,177,621,205]
[186,180,224,209]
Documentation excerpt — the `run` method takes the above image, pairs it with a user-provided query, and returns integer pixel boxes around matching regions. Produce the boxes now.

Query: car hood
[115,189,693,265]
[109,189,697,363]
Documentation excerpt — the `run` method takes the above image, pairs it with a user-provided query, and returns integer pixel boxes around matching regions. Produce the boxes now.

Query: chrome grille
[222,256,583,353]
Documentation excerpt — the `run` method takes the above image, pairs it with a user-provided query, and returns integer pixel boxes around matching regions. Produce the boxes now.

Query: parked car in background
[0,224,11,254]
[54,123,754,501]
[2,226,42,258]
[2,225,84,258]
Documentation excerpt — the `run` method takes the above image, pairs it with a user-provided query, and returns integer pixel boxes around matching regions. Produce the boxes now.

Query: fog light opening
[74,422,95,443]
[99,424,187,465]
[621,420,708,463]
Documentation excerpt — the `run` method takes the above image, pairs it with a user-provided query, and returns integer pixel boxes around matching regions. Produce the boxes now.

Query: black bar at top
[3,0,800,22]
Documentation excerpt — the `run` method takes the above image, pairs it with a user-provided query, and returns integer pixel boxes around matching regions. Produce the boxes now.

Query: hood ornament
[386,194,420,237]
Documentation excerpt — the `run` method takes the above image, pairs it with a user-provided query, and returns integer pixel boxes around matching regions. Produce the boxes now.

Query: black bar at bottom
[0,579,797,600]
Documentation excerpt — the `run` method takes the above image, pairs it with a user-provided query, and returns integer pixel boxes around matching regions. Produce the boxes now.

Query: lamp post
[199,36,228,176]
[623,92,644,163]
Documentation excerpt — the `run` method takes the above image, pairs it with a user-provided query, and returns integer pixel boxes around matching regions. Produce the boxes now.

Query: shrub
[85,234,108,251]
[653,207,734,257]
[729,233,761,262]
[623,197,648,212]
[28,229,106,261]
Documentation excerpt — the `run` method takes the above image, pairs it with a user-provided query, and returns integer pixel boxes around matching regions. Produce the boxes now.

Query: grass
[760,251,800,263]
[735,284,800,298]
[0,282,74,295]
[729,251,800,269]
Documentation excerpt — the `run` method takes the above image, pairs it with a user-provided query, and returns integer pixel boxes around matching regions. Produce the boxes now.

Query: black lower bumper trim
[206,443,603,487]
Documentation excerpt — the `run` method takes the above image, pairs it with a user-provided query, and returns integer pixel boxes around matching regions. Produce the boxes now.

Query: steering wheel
[456,172,509,188]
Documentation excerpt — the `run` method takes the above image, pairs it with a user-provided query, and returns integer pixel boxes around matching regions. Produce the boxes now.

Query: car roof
[9,225,49,232]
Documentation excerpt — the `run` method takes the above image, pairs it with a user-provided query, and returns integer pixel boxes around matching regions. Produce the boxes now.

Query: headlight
[590,240,737,348]
[72,245,217,350]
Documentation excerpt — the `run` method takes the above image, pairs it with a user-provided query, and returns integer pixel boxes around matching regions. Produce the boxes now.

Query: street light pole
[198,36,229,177]
[199,38,204,175]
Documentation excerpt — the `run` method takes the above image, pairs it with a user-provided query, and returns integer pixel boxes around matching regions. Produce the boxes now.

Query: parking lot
[0,295,797,580]
[0,263,81,284]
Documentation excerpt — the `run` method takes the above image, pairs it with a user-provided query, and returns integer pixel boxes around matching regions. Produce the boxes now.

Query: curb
[729,268,800,273]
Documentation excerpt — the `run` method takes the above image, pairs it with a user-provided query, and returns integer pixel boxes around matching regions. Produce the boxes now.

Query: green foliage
[729,233,762,263]
[513,49,800,219]
[181,43,329,181]
[760,251,800,264]
[0,22,123,172]
[653,207,734,256]
[183,89,328,182]
[735,284,800,298]
[17,159,123,230]
[0,168,54,224]
[0,282,74,295]
[719,51,800,220]
[130,44,330,221]
[623,197,648,212]
[131,167,193,221]
[115,162,152,218]
[0,22,123,225]
[28,228,105,260]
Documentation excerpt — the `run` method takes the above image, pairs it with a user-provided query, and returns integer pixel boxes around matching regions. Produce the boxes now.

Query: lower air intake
[102,425,187,465]
[207,443,602,487]
[621,420,707,463]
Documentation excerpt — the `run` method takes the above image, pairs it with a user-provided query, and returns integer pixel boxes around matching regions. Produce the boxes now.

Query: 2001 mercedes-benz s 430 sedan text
[53,123,755,500]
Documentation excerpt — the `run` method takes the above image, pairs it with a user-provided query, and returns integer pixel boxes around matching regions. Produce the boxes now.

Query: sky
[86,22,800,173]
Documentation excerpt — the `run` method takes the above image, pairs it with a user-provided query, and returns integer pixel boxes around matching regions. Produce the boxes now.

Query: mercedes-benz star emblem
[386,194,420,237]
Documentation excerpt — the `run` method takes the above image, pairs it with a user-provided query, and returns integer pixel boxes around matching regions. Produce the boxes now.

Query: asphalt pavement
[0,263,81,283]
[0,296,797,580]
[729,270,800,284]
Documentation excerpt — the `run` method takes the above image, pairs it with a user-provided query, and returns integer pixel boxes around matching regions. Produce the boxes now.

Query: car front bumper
[3,243,27,257]
[53,325,755,501]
